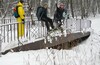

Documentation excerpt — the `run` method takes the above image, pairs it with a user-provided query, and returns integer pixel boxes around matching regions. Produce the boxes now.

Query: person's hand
[22,19,24,21]
[22,19,25,24]
[38,18,41,21]
[22,21,25,24]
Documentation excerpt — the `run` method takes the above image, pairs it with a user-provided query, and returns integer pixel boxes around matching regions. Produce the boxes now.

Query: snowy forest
[0,0,100,18]
[0,0,100,65]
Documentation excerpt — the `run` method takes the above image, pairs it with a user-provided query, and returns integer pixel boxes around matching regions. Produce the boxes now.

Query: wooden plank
[12,32,90,52]
[1,32,90,54]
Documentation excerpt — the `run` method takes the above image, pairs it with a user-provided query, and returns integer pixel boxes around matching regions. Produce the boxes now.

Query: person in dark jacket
[54,3,66,28]
[38,3,54,32]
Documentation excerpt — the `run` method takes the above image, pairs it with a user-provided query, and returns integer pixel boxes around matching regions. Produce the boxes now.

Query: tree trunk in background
[80,0,84,19]
[51,0,56,17]
[0,0,100,17]
[70,0,74,18]
[97,0,100,14]
[92,0,97,17]
[0,36,1,57]
[87,0,90,17]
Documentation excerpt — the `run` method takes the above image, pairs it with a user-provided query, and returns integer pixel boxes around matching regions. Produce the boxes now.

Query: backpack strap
[16,5,22,18]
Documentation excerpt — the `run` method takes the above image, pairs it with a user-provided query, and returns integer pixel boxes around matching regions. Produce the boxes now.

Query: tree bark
[70,0,74,18]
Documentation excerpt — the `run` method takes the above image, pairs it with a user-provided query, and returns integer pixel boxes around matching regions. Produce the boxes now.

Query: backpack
[13,6,20,18]
[36,6,43,20]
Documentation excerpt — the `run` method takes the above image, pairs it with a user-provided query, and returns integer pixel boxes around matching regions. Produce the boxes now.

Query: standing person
[17,0,25,37]
[36,3,54,32]
[54,3,66,28]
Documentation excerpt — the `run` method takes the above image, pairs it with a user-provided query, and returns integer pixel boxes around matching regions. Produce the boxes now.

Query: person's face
[60,5,64,9]
[44,5,48,8]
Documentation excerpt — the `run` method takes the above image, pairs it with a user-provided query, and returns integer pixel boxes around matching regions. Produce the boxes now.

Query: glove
[22,19,24,21]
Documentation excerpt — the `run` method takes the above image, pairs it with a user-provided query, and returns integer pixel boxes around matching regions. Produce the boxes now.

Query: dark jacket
[37,7,48,20]
[40,7,48,18]
[54,4,65,20]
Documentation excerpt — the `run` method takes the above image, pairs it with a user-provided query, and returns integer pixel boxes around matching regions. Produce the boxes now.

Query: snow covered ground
[0,15,100,65]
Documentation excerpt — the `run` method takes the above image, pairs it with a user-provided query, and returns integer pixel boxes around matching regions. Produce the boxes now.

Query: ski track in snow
[0,16,100,65]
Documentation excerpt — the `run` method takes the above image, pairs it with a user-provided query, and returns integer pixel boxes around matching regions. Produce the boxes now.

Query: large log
[13,32,90,51]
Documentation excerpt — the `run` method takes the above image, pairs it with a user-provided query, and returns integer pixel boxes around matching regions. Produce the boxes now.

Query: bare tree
[70,0,74,18]
[0,0,100,18]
